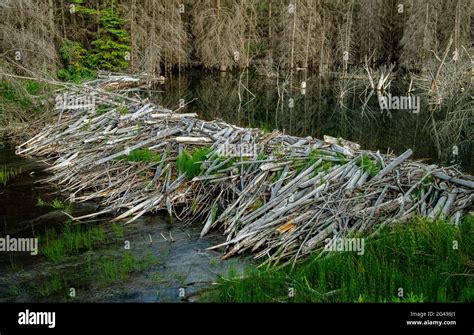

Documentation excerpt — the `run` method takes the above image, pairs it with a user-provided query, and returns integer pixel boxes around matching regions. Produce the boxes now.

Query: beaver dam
[10,74,474,266]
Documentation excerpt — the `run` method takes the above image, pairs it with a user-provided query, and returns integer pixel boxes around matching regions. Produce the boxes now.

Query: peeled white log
[428,195,448,219]
[442,191,457,217]
[151,113,197,119]
[175,136,212,144]
[356,171,370,187]
[260,161,290,171]
[324,135,361,151]
[345,168,362,189]
[302,222,336,253]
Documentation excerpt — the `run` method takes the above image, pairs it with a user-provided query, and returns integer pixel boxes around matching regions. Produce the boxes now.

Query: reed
[0,166,21,186]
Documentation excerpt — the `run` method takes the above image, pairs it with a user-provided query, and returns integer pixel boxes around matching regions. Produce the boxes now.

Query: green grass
[111,223,125,238]
[117,104,129,115]
[176,147,212,179]
[96,104,129,116]
[34,273,64,297]
[152,272,163,283]
[291,150,347,177]
[36,197,48,207]
[9,219,160,299]
[209,258,219,267]
[40,225,106,263]
[117,148,161,163]
[36,198,72,225]
[29,250,159,298]
[0,166,21,186]
[7,254,22,272]
[169,271,187,284]
[251,197,264,211]
[24,80,47,96]
[259,121,272,134]
[50,198,69,210]
[95,105,110,116]
[1,77,55,132]
[6,284,23,297]
[97,251,159,286]
[97,252,138,284]
[29,250,159,299]
[36,197,71,211]
[209,216,474,302]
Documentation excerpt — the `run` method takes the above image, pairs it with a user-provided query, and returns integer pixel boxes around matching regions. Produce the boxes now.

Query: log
[432,172,474,189]
[175,136,212,144]
[373,149,413,180]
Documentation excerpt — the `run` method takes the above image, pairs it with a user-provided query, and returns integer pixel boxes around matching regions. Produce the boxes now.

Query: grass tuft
[0,166,21,186]
[176,147,211,179]
[117,148,161,163]
[40,225,106,263]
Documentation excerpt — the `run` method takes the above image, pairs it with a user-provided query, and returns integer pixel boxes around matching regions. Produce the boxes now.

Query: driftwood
[13,74,474,265]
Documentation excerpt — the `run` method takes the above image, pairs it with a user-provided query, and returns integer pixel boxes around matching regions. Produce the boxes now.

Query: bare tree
[1,0,60,77]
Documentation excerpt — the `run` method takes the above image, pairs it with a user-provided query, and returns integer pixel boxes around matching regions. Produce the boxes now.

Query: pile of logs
[15,75,474,264]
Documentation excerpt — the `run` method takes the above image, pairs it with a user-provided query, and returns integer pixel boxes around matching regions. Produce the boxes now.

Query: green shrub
[176,147,212,179]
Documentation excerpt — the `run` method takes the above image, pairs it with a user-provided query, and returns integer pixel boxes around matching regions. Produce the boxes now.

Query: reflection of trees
[148,75,192,110]
[194,74,241,123]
